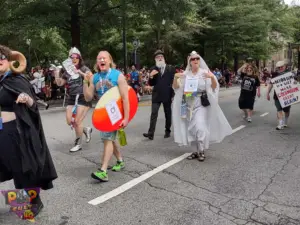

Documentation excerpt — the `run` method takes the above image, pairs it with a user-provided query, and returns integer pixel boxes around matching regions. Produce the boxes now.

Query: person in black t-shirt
[54,47,93,152]
[238,64,261,122]
[267,60,291,130]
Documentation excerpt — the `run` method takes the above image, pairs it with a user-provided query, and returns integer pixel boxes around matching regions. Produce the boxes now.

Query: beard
[156,59,166,68]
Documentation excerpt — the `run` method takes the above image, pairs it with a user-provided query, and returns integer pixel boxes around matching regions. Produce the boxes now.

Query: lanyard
[98,69,111,95]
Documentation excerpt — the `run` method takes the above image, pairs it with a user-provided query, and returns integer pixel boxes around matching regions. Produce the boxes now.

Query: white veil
[176,51,219,97]
[185,51,209,72]
[172,51,232,147]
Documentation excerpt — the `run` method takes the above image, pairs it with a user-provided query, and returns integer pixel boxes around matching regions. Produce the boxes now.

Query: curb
[40,88,241,113]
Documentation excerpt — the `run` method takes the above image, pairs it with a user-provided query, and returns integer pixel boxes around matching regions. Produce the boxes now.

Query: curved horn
[9,51,27,73]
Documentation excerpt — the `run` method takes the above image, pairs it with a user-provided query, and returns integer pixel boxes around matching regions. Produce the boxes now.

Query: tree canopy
[0,0,299,69]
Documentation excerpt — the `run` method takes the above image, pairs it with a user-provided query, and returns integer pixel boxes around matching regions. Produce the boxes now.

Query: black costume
[0,73,57,190]
[238,73,260,110]
[145,65,175,139]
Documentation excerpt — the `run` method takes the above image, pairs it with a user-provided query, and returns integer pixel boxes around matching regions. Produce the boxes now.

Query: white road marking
[88,125,245,206]
[88,153,191,205]
[232,125,246,133]
[260,112,269,117]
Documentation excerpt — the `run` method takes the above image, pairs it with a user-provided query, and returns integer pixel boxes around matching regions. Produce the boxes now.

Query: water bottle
[118,128,127,146]
[181,95,187,118]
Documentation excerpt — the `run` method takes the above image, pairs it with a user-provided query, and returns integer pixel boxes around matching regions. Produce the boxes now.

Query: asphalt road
[1,86,300,225]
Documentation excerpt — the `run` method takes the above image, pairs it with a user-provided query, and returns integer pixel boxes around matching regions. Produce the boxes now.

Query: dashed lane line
[260,112,269,117]
[232,125,246,133]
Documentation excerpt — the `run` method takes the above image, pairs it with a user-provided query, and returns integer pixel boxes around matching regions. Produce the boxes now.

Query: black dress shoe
[164,133,171,138]
[143,133,154,140]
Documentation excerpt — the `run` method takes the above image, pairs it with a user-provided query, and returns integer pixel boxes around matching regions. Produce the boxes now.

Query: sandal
[198,152,205,161]
[187,152,199,160]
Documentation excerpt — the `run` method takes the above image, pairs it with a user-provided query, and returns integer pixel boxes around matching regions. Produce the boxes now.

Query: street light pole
[26,39,31,73]
[133,39,140,66]
[122,0,127,75]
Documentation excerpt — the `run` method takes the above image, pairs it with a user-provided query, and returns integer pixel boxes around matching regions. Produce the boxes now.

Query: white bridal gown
[172,68,233,149]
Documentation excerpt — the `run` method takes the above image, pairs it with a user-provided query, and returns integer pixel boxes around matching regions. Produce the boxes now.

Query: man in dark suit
[143,50,175,140]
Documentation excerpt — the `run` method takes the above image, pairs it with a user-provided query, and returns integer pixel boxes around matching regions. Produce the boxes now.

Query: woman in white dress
[172,51,233,161]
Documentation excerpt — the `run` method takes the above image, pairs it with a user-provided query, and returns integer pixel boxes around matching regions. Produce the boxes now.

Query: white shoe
[83,127,93,143]
[247,117,252,123]
[276,125,283,130]
[70,144,82,152]
[70,138,82,152]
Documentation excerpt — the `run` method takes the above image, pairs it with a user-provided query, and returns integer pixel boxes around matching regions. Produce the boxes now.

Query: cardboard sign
[184,77,198,93]
[271,72,300,107]
[1,188,40,221]
[62,58,79,79]
[105,100,122,125]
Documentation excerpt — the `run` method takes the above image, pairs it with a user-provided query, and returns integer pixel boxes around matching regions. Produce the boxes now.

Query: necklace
[98,68,112,95]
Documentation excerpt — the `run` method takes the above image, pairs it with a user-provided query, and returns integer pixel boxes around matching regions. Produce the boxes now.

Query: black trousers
[148,102,172,136]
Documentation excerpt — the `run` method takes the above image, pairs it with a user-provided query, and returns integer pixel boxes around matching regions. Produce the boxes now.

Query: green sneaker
[91,170,108,182]
[112,161,125,172]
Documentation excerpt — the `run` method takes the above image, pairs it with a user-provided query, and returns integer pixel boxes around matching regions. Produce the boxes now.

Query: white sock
[279,120,284,126]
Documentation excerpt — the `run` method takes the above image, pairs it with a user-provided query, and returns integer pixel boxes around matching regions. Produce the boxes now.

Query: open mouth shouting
[100,61,106,70]
[97,57,108,71]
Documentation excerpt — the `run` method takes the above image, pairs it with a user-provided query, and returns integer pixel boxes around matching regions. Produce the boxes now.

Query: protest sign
[62,58,79,79]
[271,72,300,107]
[1,188,41,222]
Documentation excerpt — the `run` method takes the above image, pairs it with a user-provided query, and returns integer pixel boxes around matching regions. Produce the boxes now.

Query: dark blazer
[149,65,175,103]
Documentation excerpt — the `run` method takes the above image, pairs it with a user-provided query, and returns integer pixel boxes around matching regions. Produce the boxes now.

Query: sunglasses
[0,54,7,60]
[190,57,200,61]
[71,56,80,60]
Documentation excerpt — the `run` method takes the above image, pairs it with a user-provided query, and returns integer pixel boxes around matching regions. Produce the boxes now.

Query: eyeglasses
[71,56,80,60]
[190,58,200,61]
[0,54,7,60]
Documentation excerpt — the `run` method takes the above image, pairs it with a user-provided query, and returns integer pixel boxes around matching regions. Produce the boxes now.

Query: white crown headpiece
[69,47,81,57]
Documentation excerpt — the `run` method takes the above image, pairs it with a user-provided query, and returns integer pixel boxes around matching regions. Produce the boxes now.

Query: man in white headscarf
[172,51,232,161]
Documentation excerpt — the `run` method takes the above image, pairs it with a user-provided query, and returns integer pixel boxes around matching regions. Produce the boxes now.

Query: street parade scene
[1,0,300,224]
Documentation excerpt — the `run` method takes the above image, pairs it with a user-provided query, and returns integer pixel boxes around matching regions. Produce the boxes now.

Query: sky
[285,0,300,5]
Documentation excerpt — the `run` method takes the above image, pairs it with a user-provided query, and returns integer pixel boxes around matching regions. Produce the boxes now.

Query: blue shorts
[100,131,117,141]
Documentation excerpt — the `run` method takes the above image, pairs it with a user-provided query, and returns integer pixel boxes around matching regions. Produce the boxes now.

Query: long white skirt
[187,99,210,150]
